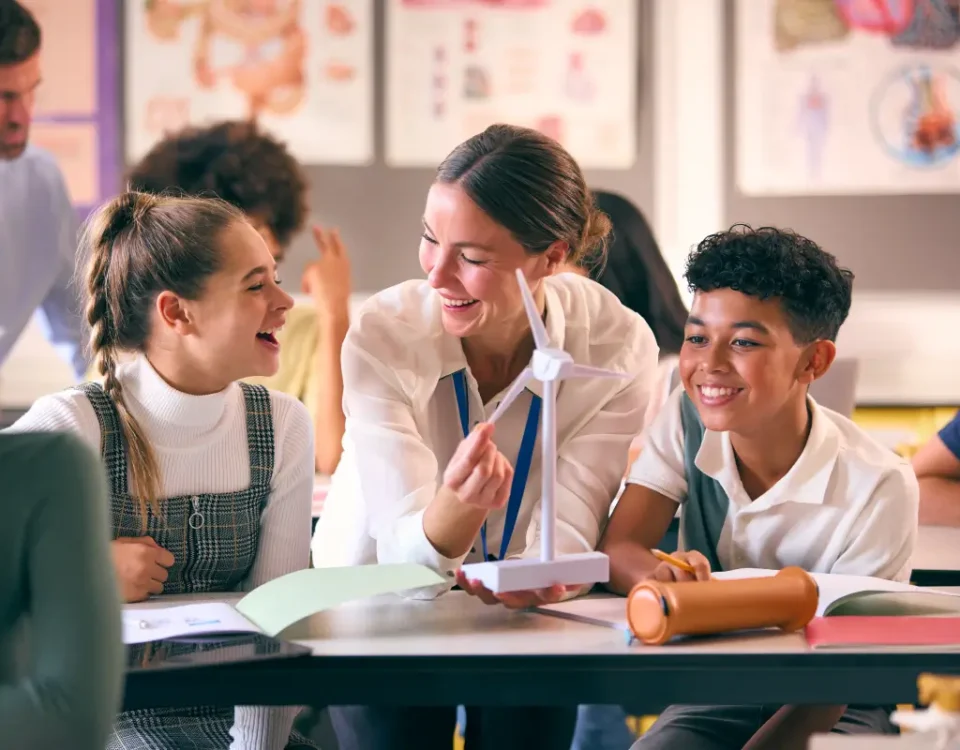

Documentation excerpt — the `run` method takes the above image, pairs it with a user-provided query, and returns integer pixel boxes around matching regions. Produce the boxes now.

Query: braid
[84,198,163,530]
[86,236,115,382]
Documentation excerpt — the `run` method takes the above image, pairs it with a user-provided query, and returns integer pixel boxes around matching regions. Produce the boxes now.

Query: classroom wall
[279,0,657,291]
[10,1,960,409]
[0,0,657,407]
[722,0,960,292]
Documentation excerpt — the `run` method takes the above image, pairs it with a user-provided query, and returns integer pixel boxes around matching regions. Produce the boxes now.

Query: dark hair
[684,224,854,343]
[436,123,610,265]
[127,120,307,250]
[0,1,41,65]
[585,190,688,355]
[81,190,243,527]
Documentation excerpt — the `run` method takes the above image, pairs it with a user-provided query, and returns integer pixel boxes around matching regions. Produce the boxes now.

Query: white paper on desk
[123,602,261,644]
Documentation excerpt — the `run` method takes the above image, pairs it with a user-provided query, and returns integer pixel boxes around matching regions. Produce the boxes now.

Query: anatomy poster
[385,0,637,168]
[738,0,960,195]
[23,0,121,212]
[125,0,373,165]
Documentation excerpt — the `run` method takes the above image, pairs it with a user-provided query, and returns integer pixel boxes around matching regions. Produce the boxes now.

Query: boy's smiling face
[679,288,834,434]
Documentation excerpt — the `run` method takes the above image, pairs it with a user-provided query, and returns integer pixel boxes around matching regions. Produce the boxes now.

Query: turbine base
[460,552,609,594]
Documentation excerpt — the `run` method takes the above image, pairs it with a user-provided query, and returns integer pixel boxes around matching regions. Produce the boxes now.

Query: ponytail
[83,193,163,529]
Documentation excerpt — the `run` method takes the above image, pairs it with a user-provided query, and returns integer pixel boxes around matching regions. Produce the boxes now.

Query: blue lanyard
[451,369,541,561]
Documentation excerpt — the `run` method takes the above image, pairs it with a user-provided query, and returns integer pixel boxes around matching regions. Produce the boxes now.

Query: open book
[713,568,960,617]
[123,563,444,644]
[532,568,960,636]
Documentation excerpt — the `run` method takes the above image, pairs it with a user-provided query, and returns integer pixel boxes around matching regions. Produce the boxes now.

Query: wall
[280,0,657,291]
[0,0,658,407]
[17,0,960,408]
[657,0,960,407]
[722,0,960,292]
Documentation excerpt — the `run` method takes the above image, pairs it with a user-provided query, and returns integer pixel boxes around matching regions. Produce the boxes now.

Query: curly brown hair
[685,224,854,344]
[127,120,308,256]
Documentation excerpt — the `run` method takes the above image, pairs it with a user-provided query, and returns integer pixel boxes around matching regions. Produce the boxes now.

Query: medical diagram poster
[737,0,960,195]
[385,0,637,168]
[124,1,373,165]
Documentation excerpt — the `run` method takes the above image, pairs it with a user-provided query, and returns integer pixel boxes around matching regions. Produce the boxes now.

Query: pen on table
[651,549,697,575]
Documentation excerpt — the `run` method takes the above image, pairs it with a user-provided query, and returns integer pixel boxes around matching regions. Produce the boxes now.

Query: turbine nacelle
[531,348,573,381]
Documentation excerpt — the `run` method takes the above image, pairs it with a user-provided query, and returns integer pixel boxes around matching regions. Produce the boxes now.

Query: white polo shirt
[626,387,919,582]
[311,273,660,594]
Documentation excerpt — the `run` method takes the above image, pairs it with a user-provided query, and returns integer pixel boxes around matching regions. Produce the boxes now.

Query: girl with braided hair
[8,190,318,750]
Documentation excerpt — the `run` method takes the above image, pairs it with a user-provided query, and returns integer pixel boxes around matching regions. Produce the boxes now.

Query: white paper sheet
[123,602,261,644]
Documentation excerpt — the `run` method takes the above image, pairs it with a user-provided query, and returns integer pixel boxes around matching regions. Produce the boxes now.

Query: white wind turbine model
[459,270,629,594]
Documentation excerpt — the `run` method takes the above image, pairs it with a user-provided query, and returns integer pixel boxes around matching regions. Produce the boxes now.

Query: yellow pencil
[651,548,697,575]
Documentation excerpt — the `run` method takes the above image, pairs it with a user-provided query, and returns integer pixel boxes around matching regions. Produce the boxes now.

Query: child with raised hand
[600,224,918,749]
[8,191,317,750]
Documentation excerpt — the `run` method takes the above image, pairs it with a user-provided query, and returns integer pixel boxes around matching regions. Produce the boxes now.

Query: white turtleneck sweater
[6,355,315,750]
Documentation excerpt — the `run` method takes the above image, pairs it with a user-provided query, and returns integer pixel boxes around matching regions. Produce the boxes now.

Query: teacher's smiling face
[419,182,562,342]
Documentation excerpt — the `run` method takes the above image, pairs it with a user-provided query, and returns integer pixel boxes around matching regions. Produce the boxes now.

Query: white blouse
[311,272,660,596]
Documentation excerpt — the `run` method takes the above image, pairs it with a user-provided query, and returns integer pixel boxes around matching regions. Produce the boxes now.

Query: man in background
[0,1,88,382]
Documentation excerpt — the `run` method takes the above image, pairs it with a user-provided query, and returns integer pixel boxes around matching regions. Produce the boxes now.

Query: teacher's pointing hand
[443,423,514,510]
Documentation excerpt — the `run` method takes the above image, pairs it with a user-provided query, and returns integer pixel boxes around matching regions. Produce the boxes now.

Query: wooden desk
[123,592,960,712]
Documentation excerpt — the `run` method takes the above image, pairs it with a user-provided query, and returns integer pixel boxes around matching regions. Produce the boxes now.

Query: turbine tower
[459,270,628,593]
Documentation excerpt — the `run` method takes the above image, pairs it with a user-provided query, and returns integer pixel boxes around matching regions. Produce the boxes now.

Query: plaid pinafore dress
[79,382,317,750]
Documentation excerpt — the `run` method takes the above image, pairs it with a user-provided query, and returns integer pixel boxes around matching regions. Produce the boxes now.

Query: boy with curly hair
[127,120,350,474]
[600,225,918,749]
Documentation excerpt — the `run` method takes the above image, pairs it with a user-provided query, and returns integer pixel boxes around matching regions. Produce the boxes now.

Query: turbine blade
[569,364,629,380]
[487,368,534,425]
[516,269,549,350]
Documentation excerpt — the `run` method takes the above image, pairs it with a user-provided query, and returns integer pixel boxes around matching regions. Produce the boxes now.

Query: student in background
[0,431,122,750]
[570,189,688,429]
[0,1,88,380]
[8,192,317,750]
[585,190,687,356]
[600,225,917,749]
[911,417,960,526]
[127,120,350,474]
[313,123,660,750]
[564,189,689,750]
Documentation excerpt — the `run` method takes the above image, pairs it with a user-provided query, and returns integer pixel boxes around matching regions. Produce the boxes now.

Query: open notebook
[122,563,444,644]
[532,568,960,636]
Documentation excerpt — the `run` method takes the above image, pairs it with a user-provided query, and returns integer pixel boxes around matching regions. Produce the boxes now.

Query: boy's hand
[111,536,175,602]
[652,550,711,583]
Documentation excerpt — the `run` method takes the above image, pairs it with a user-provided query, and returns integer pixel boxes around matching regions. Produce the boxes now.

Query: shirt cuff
[377,508,463,600]
[939,414,960,460]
